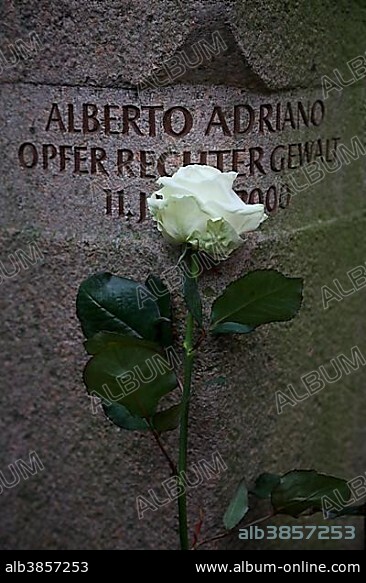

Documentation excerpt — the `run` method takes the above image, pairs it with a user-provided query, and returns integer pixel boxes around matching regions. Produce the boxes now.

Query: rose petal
[148,193,209,245]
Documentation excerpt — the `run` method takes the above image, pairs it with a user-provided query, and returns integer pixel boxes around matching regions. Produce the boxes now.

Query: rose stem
[178,248,196,550]
[147,420,177,476]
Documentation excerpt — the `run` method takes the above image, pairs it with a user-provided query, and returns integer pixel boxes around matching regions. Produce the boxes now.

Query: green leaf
[84,331,148,355]
[223,480,249,529]
[271,470,351,517]
[145,274,170,318]
[103,401,148,431]
[145,274,173,347]
[211,270,303,334]
[152,403,182,432]
[84,337,177,417]
[212,322,253,334]
[183,269,203,327]
[252,473,281,499]
[76,272,161,341]
[103,398,181,433]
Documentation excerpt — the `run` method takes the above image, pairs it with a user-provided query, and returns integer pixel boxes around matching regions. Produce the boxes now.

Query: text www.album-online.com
[194,561,360,574]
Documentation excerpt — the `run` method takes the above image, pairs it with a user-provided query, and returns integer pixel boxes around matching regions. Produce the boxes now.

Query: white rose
[147,165,267,258]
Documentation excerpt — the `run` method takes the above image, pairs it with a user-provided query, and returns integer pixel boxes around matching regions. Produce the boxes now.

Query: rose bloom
[148,165,267,258]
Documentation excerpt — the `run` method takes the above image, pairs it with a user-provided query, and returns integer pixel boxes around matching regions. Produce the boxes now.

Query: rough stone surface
[0,0,365,550]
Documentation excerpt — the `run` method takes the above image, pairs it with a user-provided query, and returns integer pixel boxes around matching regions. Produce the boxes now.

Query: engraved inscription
[16,98,340,222]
